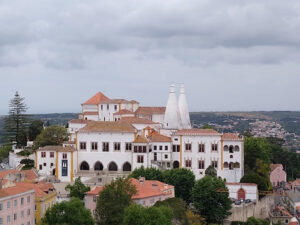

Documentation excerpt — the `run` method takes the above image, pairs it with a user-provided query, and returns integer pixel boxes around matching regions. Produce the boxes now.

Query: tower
[163,84,182,129]
[178,84,191,129]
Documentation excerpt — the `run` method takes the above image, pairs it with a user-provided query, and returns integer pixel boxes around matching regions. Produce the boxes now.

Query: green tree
[28,120,44,141]
[202,124,215,130]
[129,166,163,181]
[154,198,189,225]
[20,159,34,170]
[33,125,68,150]
[65,177,90,200]
[245,216,269,225]
[4,92,29,147]
[42,197,94,225]
[185,210,206,225]
[121,204,173,225]
[192,176,232,223]
[240,172,269,191]
[0,145,12,163]
[95,178,137,225]
[163,168,195,203]
[205,165,217,177]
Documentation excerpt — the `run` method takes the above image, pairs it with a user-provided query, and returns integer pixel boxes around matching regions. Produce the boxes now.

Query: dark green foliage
[201,124,215,130]
[17,149,32,156]
[231,222,246,225]
[129,166,163,181]
[20,159,34,170]
[245,216,269,225]
[42,197,94,225]
[205,165,217,177]
[163,168,195,203]
[28,120,44,141]
[65,177,90,200]
[154,198,189,225]
[121,204,173,225]
[0,145,12,162]
[4,92,29,147]
[240,172,269,191]
[192,176,232,223]
[95,178,137,225]
[33,125,68,150]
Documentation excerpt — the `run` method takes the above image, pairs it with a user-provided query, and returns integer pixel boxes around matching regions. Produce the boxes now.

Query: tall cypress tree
[4,92,29,147]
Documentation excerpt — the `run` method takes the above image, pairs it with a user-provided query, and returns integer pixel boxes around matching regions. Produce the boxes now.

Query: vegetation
[28,120,44,141]
[192,175,232,224]
[17,149,32,156]
[33,125,68,150]
[205,165,217,177]
[95,178,137,225]
[65,177,90,200]
[163,168,195,203]
[20,159,34,170]
[121,204,173,225]
[129,166,163,181]
[185,210,205,225]
[0,145,12,162]
[4,92,29,147]
[42,197,94,225]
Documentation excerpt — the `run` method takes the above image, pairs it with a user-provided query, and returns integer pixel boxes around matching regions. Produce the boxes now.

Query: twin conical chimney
[178,84,191,129]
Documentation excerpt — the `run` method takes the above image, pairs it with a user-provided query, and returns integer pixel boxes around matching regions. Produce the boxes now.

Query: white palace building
[35,84,244,183]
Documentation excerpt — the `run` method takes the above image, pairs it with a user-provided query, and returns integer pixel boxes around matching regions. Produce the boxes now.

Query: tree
[32,125,68,150]
[20,159,34,170]
[240,172,269,191]
[4,92,29,147]
[163,168,195,203]
[0,145,12,163]
[202,124,215,130]
[129,166,164,181]
[95,178,137,225]
[65,177,90,200]
[245,216,269,225]
[192,176,232,223]
[121,204,173,225]
[42,197,94,225]
[185,210,206,225]
[28,120,44,141]
[205,165,217,177]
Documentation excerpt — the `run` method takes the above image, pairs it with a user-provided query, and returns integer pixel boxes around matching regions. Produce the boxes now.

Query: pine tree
[4,92,29,147]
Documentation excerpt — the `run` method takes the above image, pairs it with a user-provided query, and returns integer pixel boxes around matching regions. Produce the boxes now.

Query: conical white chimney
[178,84,191,129]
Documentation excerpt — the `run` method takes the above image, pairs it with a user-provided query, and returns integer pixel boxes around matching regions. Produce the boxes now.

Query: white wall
[36,151,56,176]
[226,183,258,201]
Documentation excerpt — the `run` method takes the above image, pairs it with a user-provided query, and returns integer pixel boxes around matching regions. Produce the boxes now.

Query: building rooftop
[119,117,156,124]
[148,131,171,143]
[79,121,136,133]
[69,119,89,124]
[38,145,76,152]
[82,92,109,105]
[270,164,283,172]
[135,107,166,116]
[223,133,243,140]
[114,109,135,115]
[15,182,55,198]
[0,184,34,198]
[0,169,38,182]
[133,135,149,143]
[175,129,220,136]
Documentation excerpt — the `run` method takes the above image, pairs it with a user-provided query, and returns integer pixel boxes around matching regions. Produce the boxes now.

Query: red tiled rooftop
[135,107,166,116]
[79,121,136,133]
[148,131,171,142]
[82,92,109,105]
[270,164,283,172]
[223,133,242,140]
[83,111,99,115]
[86,186,104,195]
[69,119,89,124]
[0,184,34,198]
[114,109,135,115]
[175,129,220,136]
[15,182,55,198]
[0,169,38,181]
[38,145,76,152]
[119,117,156,124]
[133,135,149,143]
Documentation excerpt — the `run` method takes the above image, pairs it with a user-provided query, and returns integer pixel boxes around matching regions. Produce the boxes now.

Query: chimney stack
[178,84,191,129]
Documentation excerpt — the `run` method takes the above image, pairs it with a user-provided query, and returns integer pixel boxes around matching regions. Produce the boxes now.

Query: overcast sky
[1,0,300,114]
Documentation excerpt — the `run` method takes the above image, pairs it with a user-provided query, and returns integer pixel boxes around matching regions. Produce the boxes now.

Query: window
[14,213,17,221]
[103,142,109,152]
[21,197,24,205]
[137,155,144,163]
[150,198,155,204]
[159,146,162,150]
[114,142,121,151]
[101,105,103,110]
[125,143,132,151]
[165,146,168,150]
[80,142,86,150]
[27,222,30,225]
[143,146,146,153]
[164,154,168,159]
[185,160,192,168]
[107,104,109,110]
[174,138,178,141]
[39,164,42,170]
[172,145,180,152]
[41,152,46,158]
[198,144,205,153]
[229,145,233,153]
[0,218,2,225]
[27,208,30,216]
[235,145,240,152]
[50,163,54,167]
[185,143,192,151]
[198,160,205,169]
[211,144,218,152]
[154,145,157,150]
[230,155,233,158]
[7,215,10,223]
[93,196,97,202]
[43,163,46,166]
[50,152,54,158]
[14,200,17,207]
[21,210,24,218]
[211,160,218,169]
[7,201,10,209]
[224,145,229,151]
[91,142,98,151]
[0,203,2,211]
[114,105,118,111]
[63,153,67,159]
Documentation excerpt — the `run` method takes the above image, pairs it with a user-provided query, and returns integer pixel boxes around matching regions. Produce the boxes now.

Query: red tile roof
[82,92,109,105]
[175,129,220,136]
[114,109,135,115]
[133,135,149,143]
[38,145,76,152]
[223,133,242,140]
[0,169,38,181]
[79,121,136,133]
[86,186,104,195]
[83,111,99,115]
[101,99,139,104]
[270,164,283,172]
[135,107,166,116]
[15,182,55,198]
[69,119,89,124]
[0,184,34,198]
[148,131,171,142]
[120,117,156,124]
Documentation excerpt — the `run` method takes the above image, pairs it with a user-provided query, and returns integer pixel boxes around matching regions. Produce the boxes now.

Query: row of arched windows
[223,162,240,169]
[224,145,239,153]
[79,161,132,172]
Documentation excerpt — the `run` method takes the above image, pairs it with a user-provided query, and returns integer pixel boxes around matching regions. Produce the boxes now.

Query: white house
[226,183,258,202]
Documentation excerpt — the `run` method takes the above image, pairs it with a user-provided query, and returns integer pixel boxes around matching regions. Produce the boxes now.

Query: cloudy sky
[1,0,300,114]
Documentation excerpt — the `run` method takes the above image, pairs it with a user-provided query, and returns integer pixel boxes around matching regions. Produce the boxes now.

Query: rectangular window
[50,152,54,158]
[101,105,103,110]
[21,210,24,218]
[159,146,162,150]
[125,143,132,151]
[103,142,109,152]
[211,144,218,152]
[114,105,118,111]
[134,146,138,153]
[93,196,97,202]
[62,160,68,176]
[154,145,157,150]
[164,154,168,159]
[211,160,218,169]
[165,146,168,150]
[7,201,10,209]
[21,197,24,205]
[14,200,17,207]
[41,152,46,158]
[27,196,30,203]
[0,203,2,211]
[172,145,180,152]
[14,213,17,221]
[185,160,192,168]
[63,153,67,159]
[27,208,30,216]
[43,163,46,166]
[39,164,42,170]
[50,163,54,167]
[114,142,121,151]
[80,142,86,150]
[91,142,98,151]
[107,104,109,110]
[185,143,192,151]
[137,155,144,163]
[198,160,205,169]
[198,144,205,153]
[143,146,146,153]
[7,215,10,223]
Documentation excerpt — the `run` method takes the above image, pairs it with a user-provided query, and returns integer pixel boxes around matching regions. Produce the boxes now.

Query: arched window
[237,188,246,201]
[223,162,229,168]
[108,162,118,171]
[80,161,90,170]
[173,161,180,169]
[229,162,234,170]
[229,145,234,153]
[94,161,103,171]
[234,162,240,168]
[224,145,229,151]
[123,162,131,172]
[234,145,240,152]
